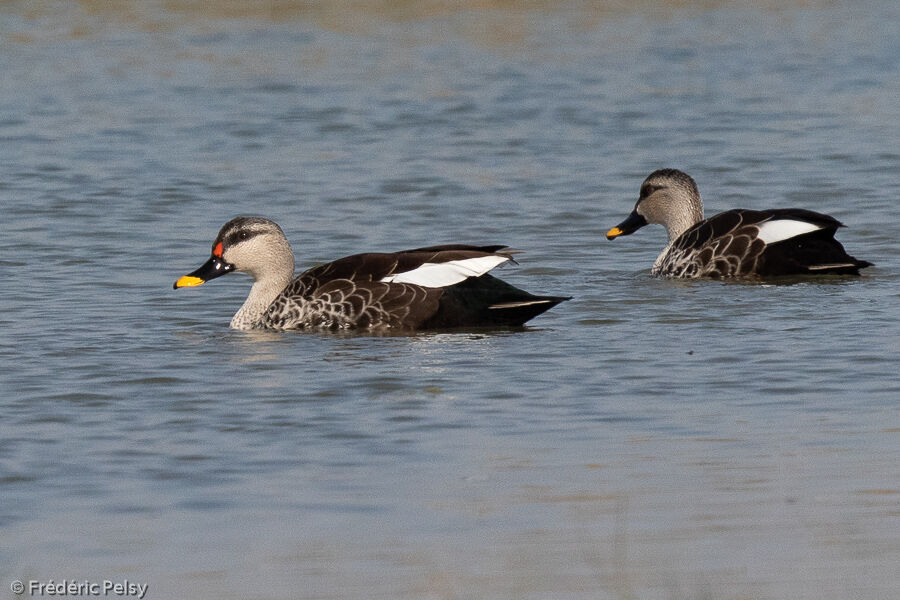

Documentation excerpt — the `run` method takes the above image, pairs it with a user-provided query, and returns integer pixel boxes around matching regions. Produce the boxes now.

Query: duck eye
[641,184,660,198]
[239,231,248,240]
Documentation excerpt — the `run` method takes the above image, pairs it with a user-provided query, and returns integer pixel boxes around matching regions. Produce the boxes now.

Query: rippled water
[2,2,898,599]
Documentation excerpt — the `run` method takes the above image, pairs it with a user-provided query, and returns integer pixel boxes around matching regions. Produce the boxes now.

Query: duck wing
[293,246,515,290]
[655,209,766,277]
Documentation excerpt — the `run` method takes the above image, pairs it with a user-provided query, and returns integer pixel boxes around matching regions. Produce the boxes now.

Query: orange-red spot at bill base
[213,242,223,257]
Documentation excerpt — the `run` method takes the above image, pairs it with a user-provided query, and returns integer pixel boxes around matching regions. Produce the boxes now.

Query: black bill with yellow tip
[173,256,234,289]
[606,210,648,240]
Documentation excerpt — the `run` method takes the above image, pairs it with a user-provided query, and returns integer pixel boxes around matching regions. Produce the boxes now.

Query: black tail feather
[758,228,872,276]
[423,274,569,328]
[485,297,570,326]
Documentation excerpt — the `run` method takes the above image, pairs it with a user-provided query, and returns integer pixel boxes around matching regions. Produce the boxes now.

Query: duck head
[173,217,295,289]
[607,169,703,244]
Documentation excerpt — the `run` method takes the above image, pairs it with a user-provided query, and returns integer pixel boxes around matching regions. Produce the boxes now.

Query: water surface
[1,2,898,599]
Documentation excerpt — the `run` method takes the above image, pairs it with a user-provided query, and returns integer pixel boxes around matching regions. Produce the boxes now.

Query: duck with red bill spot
[174,217,569,331]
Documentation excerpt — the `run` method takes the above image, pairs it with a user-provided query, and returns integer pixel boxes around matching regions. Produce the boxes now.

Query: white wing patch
[757,219,823,244]
[380,255,509,288]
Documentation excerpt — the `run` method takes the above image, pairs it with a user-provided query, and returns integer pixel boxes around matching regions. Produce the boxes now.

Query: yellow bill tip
[174,275,206,288]
[606,227,623,240]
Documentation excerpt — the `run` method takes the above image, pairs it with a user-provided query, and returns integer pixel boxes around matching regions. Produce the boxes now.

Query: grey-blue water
[2,2,898,599]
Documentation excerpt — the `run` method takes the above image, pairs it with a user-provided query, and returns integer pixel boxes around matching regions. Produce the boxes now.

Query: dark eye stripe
[223,229,261,249]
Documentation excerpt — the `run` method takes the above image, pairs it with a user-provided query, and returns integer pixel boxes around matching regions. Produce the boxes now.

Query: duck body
[650,207,869,278]
[174,217,568,331]
[607,169,872,278]
[254,246,565,331]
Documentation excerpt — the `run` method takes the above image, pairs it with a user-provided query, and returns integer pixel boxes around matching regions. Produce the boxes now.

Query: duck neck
[663,197,704,244]
[664,213,696,244]
[230,271,293,330]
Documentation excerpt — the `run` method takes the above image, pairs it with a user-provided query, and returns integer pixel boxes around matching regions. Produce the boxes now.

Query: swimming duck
[174,217,569,330]
[606,169,872,278]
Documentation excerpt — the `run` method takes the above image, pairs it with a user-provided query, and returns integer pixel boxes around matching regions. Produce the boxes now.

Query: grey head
[607,169,704,244]
[211,216,295,282]
[174,216,295,289]
[173,216,298,330]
